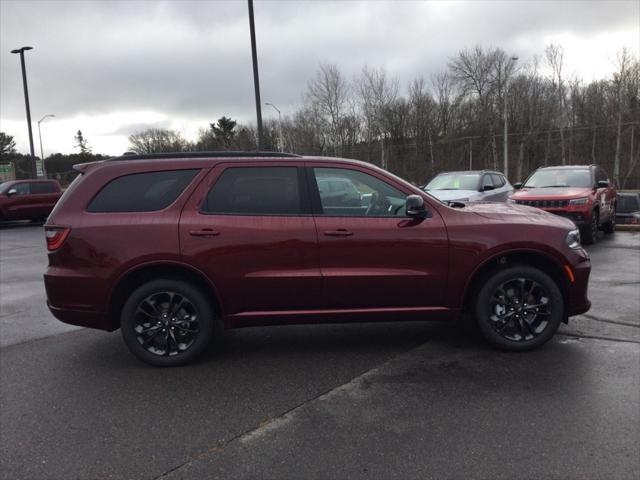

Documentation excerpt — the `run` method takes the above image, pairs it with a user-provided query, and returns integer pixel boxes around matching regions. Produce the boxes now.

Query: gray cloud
[1,0,638,153]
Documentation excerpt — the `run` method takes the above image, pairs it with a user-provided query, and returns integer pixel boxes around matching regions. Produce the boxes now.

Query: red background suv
[0,179,62,222]
[510,165,617,244]
[44,153,591,366]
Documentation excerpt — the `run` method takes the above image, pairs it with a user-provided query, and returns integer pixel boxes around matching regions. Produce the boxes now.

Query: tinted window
[30,182,56,194]
[618,194,640,213]
[491,174,505,187]
[88,169,199,213]
[10,183,30,195]
[202,167,301,215]
[482,175,494,188]
[595,168,608,184]
[313,167,406,217]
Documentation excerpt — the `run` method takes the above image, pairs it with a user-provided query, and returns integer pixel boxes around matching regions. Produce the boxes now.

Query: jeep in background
[509,165,617,244]
[44,152,591,366]
[0,179,62,223]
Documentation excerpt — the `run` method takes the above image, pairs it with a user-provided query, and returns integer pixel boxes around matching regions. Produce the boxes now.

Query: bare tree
[128,129,189,154]
[306,63,351,155]
[545,43,567,164]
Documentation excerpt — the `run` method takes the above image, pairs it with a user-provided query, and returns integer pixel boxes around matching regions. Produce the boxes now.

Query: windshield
[523,169,591,188]
[426,173,479,191]
[0,181,12,194]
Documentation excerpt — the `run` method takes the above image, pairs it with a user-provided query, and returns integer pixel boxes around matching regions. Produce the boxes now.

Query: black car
[616,192,640,225]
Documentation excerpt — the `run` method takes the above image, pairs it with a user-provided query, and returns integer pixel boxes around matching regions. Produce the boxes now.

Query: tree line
[126,44,640,187]
[2,44,638,187]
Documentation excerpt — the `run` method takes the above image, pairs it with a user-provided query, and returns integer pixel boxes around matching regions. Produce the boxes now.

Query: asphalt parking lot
[1,222,638,480]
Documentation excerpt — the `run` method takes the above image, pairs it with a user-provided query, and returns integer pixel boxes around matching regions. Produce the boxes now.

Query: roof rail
[107,151,302,161]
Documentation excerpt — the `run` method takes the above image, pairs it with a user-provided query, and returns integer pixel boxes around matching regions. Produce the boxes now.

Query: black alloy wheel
[475,265,563,351]
[121,279,216,366]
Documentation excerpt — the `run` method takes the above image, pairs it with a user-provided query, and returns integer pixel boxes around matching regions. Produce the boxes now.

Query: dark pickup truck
[0,179,62,222]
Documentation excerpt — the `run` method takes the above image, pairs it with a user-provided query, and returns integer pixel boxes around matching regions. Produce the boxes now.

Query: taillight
[45,226,70,251]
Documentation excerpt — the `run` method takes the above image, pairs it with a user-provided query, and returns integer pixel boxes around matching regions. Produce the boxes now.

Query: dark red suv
[510,165,617,244]
[0,179,62,222]
[44,152,591,366]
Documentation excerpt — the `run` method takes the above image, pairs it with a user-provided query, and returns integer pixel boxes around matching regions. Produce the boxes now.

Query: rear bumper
[47,302,114,331]
[44,268,114,331]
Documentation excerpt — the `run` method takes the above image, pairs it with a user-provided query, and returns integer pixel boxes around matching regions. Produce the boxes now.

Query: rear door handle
[323,229,354,237]
[189,229,220,237]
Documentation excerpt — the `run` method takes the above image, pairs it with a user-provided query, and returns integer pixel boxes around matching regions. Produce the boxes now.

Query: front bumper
[567,255,591,317]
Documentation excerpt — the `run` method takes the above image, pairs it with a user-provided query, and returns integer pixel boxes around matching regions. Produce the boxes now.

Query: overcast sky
[1,0,638,156]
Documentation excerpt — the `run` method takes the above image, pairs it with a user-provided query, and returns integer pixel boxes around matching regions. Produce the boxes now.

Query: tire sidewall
[120,279,216,367]
[474,265,564,351]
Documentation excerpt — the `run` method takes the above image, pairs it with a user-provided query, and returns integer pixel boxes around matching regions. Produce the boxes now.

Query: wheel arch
[462,249,571,322]
[108,261,223,330]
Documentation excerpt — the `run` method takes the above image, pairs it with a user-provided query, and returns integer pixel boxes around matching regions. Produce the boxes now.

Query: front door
[179,163,321,321]
[308,164,449,310]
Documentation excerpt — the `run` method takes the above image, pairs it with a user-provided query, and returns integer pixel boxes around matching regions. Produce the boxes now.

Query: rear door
[179,162,321,320]
[28,181,58,218]
[308,163,449,310]
[4,182,31,219]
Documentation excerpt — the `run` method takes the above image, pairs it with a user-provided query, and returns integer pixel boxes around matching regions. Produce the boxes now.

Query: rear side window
[87,169,199,213]
[30,182,56,194]
[491,174,505,187]
[202,167,301,215]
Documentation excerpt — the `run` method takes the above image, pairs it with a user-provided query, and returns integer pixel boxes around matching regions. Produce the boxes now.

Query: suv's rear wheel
[474,266,563,351]
[120,279,216,366]
[581,210,599,245]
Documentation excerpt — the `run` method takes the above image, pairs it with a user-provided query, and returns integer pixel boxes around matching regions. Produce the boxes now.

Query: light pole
[265,102,283,152]
[10,46,36,178]
[248,0,264,150]
[503,56,518,180]
[38,114,55,178]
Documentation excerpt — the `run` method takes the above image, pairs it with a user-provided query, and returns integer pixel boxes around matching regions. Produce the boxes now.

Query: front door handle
[323,229,354,237]
[189,229,220,237]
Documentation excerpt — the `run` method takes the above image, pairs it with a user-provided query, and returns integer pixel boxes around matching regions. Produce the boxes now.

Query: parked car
[509,165,617,244]
[424,170,513,203]
[0,179,62,222]
[616,192,640,225]
[316,175,361,207]
[44,152,591,366]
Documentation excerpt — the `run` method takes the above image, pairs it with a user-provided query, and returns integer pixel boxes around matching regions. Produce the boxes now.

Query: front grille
[516,199,569,208]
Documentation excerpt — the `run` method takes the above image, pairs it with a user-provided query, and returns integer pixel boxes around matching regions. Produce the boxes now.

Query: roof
[434,170,504,175]
[537,165,594,170]
[107,151,301,162]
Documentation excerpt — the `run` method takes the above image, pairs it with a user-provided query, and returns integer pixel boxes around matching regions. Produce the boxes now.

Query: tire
[120,278,217,367]
[474,265,564,351]
[581,210,599,245]
[602,206,616,235]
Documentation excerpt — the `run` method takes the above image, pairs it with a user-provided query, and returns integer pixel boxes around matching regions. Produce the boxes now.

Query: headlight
[569,197,589,205]
[566,229,581,249]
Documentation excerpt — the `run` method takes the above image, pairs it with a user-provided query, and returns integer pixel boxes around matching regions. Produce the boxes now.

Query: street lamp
[10,46,37,178]
[38,114,55,178]
[503,56,519,180]
[265,102,283,152]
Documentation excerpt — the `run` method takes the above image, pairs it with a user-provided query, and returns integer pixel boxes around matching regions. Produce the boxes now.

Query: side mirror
[596,180,609,188]
[482,184,495,191]
[513,182,523,189]
[6,188,17,197]
[406,195,429,219]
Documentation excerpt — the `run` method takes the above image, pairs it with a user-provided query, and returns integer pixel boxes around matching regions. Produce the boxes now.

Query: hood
[510,187,592,199]
[460,201,576,229]
[427,189,479,201]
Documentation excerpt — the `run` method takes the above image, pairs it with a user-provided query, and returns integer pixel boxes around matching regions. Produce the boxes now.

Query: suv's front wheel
[474,266,564,351]
[120,279,217,366]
